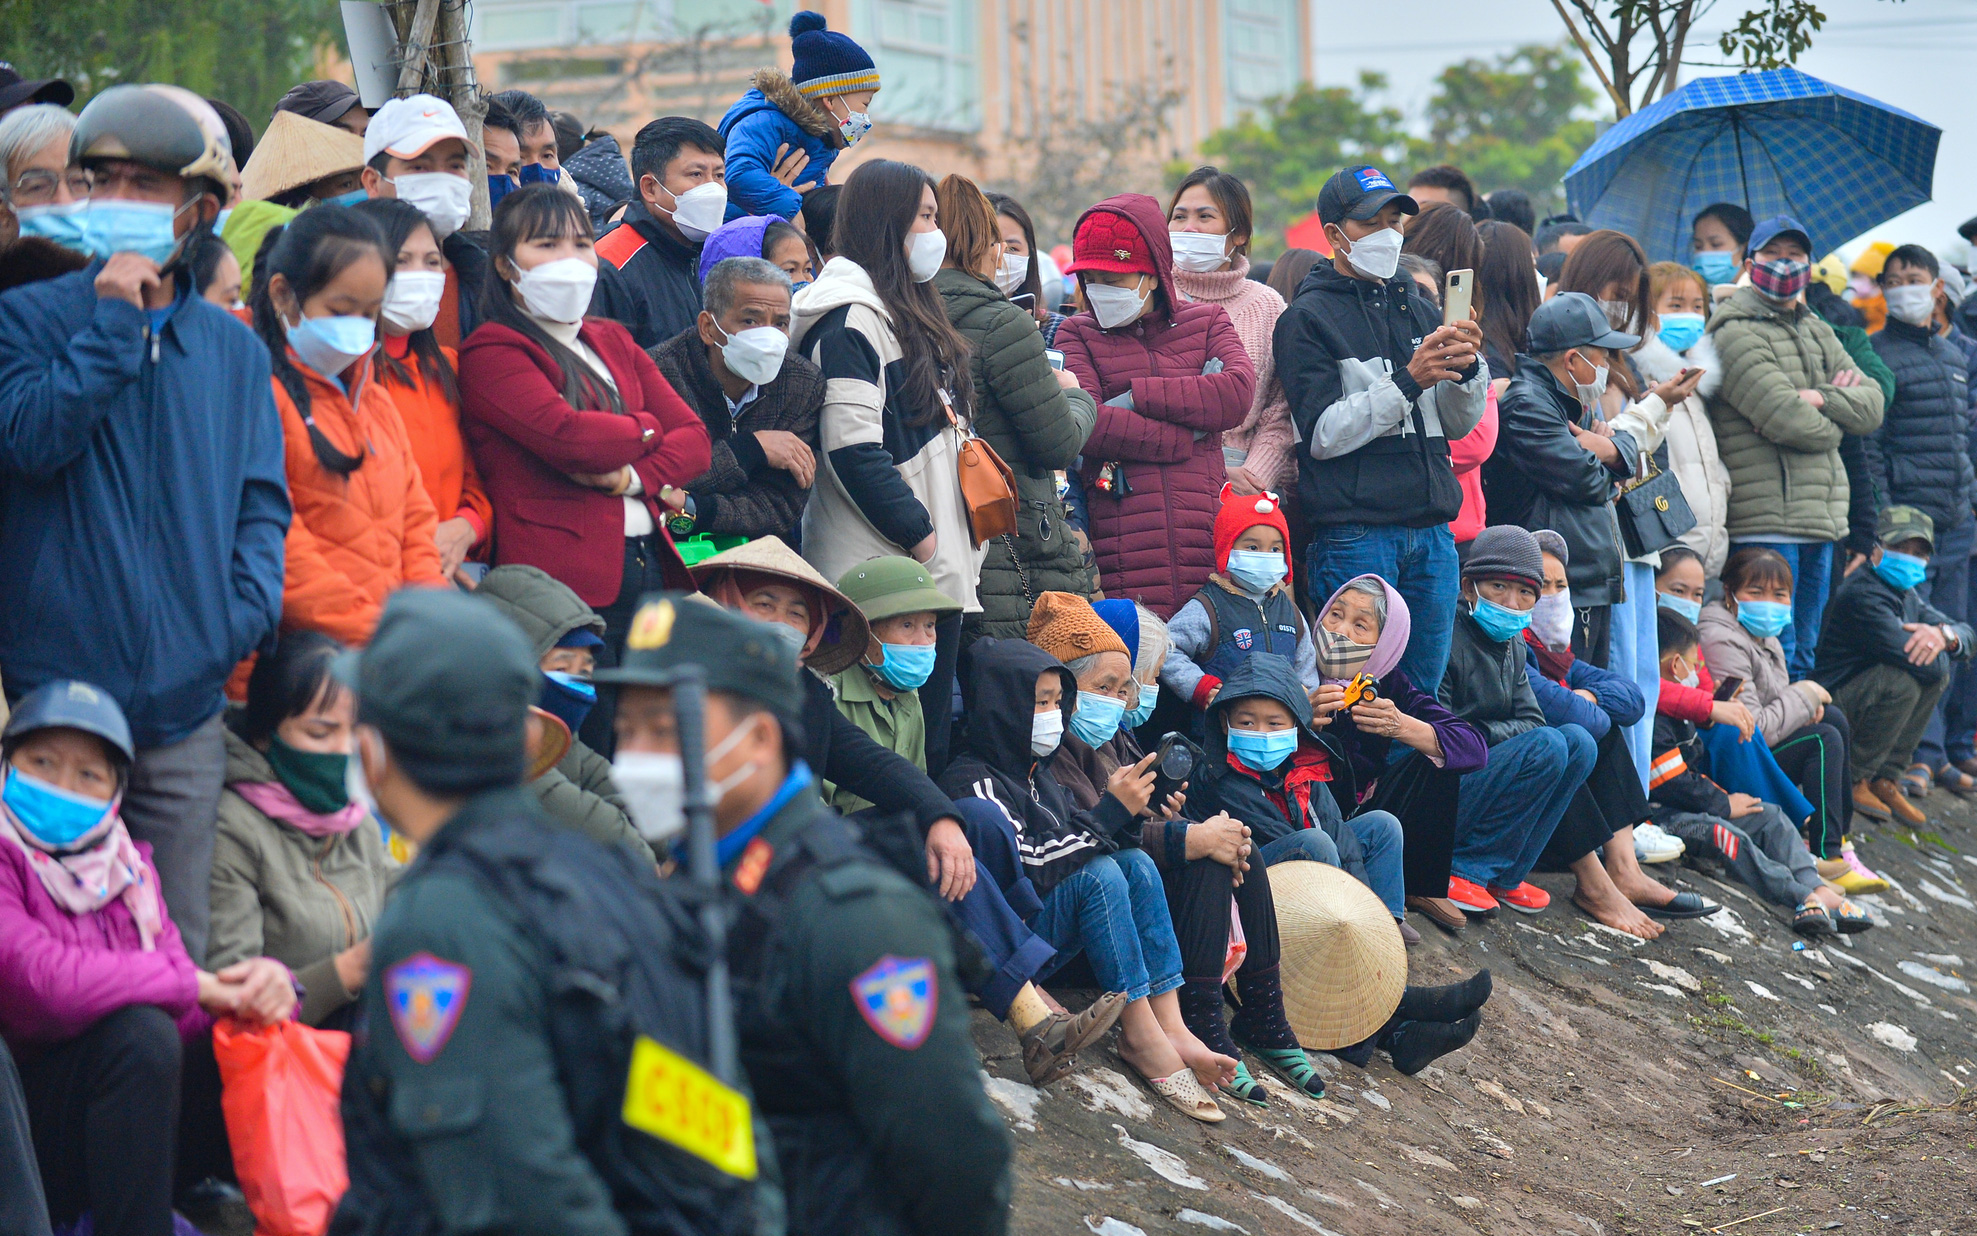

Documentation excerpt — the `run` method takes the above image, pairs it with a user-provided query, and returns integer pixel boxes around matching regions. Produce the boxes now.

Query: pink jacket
[1059,195,1257,618]
[1448,385,1500,544]
[0,838,203,1046]
[1170,257,1293,492]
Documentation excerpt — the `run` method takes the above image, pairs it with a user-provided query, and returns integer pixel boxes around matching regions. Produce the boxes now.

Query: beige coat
[1697,599,1820,744]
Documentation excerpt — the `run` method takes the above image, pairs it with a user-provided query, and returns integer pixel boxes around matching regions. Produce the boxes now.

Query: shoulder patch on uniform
[733,838,774,896]
[849,955,937,1050]
[385,952,473,1063]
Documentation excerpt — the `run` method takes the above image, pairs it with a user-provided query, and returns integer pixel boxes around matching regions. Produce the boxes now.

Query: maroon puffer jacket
[1057,194,1256,618]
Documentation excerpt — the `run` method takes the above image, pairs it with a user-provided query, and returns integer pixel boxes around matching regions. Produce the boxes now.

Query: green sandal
[1243,1043,1326,1098]
[1218,1061,1270,1107]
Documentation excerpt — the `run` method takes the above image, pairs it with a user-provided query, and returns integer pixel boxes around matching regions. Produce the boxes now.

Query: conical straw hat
[240,110,365,202]
[1268,859,1407,1049]
[688,536,876,676]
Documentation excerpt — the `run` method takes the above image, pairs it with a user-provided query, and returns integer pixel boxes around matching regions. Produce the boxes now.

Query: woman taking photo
[251,206,447,647]
[352,197,492,584]
[1167,167,1293,499]
[1056,193,1256,618]
[933,173,1097,641]
[459,184,711,749]
[791,159,980,774]
[987,192,1061,338]
[208,631,392,1030]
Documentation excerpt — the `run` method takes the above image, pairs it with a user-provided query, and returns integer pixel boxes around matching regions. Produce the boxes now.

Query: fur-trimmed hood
[745,68,847,149]
[1632,329,1723,403]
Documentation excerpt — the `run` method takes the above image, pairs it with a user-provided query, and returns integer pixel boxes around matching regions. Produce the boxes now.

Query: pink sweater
[1171,257,1294,493]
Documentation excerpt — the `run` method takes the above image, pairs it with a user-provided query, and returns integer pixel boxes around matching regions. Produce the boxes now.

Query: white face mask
[705,713,763,805]
[1030,707,1065,757]
[907,228,947,283]
[1885,282,1937,327]
[657,180,728,243]
[346,735,382,821]
[1531,589,1574,650]
[388,172,472,240]
[714,321,789,387]
[1569,353,1609,411]
[613,751,685,845]
[994,252,1029,295]
[1169,230,1230,273]
[380,270,447,334]
[1336,225,1404,281]
[514,256,598,324]
[1086,279,1149,330]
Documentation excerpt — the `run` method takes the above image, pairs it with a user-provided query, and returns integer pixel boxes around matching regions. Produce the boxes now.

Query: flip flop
[1641,891,1718,920]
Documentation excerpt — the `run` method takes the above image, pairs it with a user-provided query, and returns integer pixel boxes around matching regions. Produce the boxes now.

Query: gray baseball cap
[1528,291,1639,354]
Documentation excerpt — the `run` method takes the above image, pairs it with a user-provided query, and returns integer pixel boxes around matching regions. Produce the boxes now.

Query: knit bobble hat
[1027,591,1131,665]
[789,11,881,98]
[1065,209,1157,276]
[1212,483,1292,581]
[1461,525,1544,589]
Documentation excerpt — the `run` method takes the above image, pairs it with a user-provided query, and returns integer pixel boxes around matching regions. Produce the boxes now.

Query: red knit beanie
[1212,483,1292,579]
[1066,210,1156,276]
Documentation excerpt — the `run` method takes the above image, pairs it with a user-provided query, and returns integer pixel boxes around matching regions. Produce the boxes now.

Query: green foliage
[1406,44,1601,218]
[1190,73,1405,259]
[0,0,343,136]
[1717,0,1830,71]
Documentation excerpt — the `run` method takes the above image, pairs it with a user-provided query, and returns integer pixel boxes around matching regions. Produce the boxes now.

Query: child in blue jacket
[719,12,881,221]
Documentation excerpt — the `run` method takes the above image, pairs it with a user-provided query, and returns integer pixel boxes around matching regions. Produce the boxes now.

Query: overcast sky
[1309,0,1977,262]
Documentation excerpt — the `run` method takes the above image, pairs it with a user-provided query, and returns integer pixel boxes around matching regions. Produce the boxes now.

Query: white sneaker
[1634,821,1685,864]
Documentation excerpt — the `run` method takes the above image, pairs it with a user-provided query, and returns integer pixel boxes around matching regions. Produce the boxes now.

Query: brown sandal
[1019,992,1128,1085]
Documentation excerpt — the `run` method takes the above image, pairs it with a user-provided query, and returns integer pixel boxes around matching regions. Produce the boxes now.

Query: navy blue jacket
[1866,317,1975,535]
[1522,639,1645,742]
[0,267,289,747]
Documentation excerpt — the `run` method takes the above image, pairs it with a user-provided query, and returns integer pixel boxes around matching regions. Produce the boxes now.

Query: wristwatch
[665,493,698,539]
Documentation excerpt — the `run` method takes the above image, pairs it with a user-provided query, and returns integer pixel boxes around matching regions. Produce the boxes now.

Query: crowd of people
[0,12,1970,1233]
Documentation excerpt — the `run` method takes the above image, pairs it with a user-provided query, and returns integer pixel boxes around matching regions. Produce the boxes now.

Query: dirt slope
[982,801,1977,1235]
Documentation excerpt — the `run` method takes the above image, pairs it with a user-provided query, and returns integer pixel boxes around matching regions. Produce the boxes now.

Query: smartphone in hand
[1443,269,1474,327]
[1712,675,1744,701]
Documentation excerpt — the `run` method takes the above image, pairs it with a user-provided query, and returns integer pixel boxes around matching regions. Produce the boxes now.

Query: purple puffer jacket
[1057,194,1256,618]
[0,837,204,1047]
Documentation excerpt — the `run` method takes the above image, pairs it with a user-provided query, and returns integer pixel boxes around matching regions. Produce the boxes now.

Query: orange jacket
[377,334,493,545]
[271,351,446,646]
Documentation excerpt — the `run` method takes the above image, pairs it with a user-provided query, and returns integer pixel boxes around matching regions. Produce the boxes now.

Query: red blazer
[459,318,712,605]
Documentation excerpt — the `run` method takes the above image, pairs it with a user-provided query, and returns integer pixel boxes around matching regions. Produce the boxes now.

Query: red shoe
[1446,876,1499,916]
[1486,881,1551,914]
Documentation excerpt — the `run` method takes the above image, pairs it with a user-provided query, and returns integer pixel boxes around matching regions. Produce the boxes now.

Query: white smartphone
[1444,268,1474,326]
[1045,349,1065,370]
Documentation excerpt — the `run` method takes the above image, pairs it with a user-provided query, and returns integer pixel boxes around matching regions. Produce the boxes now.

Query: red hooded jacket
[1056,194,1257,617]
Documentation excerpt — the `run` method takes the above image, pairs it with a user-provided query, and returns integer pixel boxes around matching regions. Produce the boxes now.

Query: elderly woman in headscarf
[1305,574,1490,938]
[1029,592,1322,1108]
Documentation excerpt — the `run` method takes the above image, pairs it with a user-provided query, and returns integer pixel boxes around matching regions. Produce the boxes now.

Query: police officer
[597,594,1012,1236]
[330,590,769,1236]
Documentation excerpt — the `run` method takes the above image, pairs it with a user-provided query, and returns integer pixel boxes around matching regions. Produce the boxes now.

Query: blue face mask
[488,174,517,208]
[1656,591,1702,623]
[286,312,377,377]
[1692,250,1738,287]
[1469,596,1533,643]
[2,766,117,851]
[1735,599,1793,640]
[83,199,186,264]
[1226,550,1287,593]
[213,207,232,235]
[1657,312,1705,355]
[1126,682,1158,729]
[1875,549,1929,593]
[1069,691,1128,748]
[1227,726,1299,772]
[321,188,369,208]
[518,162,558,185]
[539,670,596,737]
[870,641,937,691]
[16,201,90,253]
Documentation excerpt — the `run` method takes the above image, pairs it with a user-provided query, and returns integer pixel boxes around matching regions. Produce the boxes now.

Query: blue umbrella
[1564,66,1939,264]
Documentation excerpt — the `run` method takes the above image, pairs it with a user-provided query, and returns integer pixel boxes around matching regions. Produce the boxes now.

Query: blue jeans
[1261,829,1339,867]
[1307,522,1460,693]
[1029,849,1184,1002]
[1914,516,1974,769]
[946,799,1058,1019]
[1453,724,1597,888]
[1727,540,1832,679]
[1611,561,1661,790]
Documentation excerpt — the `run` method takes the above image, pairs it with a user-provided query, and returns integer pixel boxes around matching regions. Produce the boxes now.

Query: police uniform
[328,591,768,1236]
[597,596,1012,1236]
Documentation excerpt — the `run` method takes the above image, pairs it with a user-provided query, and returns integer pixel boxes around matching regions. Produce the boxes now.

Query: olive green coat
[208,728,397,1026]
[934,269,1097,639]
[1705,286,1885,541]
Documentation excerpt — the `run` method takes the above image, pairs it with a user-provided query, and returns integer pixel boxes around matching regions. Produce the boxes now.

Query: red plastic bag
[1221,903,1247,986]
[211,1018,351,1236]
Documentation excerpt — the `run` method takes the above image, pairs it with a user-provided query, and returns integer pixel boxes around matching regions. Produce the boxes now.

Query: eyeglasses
[9,168,90,205]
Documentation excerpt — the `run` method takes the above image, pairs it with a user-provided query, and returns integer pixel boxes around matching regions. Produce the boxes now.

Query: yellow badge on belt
[621,1034,757,1179]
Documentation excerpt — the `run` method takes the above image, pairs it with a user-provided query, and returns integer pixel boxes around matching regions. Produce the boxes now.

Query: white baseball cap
[364,94,479,164]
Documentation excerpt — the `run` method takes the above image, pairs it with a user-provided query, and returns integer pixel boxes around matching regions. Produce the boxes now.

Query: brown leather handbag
[948,391,1017,545]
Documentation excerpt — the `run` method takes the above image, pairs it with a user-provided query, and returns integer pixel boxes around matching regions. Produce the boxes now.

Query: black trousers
[1538,724,1647,870]
[1161,856,1281,981]
[1770,703,1853,859]
[16,1007,182,1236]
[0,1036,50,1236]
[916,611,963,779]
[583,535,673,756]
[1368,749,1462,899]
